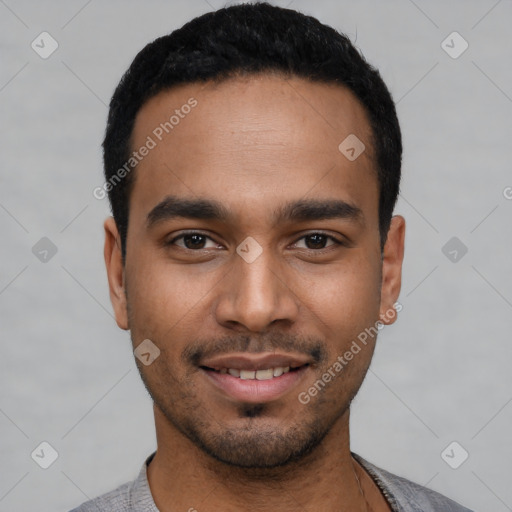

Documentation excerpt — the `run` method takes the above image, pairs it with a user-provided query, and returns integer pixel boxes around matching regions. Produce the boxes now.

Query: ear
[103,217,129,330]
[379,215,405,326]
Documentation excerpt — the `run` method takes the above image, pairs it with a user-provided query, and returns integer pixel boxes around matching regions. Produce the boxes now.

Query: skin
[104,74,405,512]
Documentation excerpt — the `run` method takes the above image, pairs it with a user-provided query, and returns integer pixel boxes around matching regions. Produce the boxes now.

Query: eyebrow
[146,195,364,229]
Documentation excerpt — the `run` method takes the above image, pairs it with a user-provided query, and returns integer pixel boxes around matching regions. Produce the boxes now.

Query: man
[73,2,474,511]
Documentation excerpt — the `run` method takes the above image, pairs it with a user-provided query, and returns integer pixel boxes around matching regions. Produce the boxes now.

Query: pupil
[185,234,205,249]
[182,234,327,250]
[307,234,325,249]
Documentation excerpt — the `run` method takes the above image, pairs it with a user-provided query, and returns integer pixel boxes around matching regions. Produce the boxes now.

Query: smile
[203,365,303,380]
[200,364,309,402]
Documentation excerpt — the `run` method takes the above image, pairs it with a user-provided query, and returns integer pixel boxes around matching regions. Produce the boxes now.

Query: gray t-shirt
[69,451,474,512]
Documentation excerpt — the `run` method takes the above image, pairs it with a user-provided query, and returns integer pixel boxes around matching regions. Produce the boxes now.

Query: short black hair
[102,1,402,261]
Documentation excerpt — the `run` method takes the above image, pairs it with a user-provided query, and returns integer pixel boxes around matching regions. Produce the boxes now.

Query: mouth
[199,355,311,403]
[200,364,308,380]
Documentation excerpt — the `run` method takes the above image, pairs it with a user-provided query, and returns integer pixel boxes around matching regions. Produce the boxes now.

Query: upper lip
[200,352,312,371]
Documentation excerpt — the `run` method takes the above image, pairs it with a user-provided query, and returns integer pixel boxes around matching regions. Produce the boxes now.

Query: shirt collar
[137,451,399,511]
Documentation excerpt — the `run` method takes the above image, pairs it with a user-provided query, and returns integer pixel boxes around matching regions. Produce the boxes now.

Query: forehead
[128,74,378,230]
[134,73,374,157]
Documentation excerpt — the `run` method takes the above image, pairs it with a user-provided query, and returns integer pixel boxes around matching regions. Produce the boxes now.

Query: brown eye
[181,234,207,249]
[294,233,341,250]
[168,232,219,250]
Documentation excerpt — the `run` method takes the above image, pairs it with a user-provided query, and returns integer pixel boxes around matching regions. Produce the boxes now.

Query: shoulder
[352,452,475,512]
[68,452,157,512]
[69,480,133,511]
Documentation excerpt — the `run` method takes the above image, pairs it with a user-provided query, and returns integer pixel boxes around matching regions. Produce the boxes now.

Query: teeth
[221,366,292,380]
[255,369,273,380]
[273,367,284,377]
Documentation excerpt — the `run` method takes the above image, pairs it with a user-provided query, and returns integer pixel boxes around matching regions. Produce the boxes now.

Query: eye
[166,231,344,252]
[293,233,343,250]
[168,232,221,250]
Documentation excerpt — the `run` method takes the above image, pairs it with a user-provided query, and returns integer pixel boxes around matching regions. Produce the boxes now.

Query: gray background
[1,1,511,511]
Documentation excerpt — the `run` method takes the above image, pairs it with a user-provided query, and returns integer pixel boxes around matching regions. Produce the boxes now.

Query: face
[104,74,405,469]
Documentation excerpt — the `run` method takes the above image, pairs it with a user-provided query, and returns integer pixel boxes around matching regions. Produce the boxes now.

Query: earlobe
[379,215,406,326]
[103,217,129,330]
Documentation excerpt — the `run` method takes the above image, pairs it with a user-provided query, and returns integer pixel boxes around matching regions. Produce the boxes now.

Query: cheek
[305,264,382,390]
[126,242,382,349]
[125,254,210,342]
[296,256,382,330]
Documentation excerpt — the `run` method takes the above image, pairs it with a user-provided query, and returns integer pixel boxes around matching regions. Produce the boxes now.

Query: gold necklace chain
[352,458,373,512]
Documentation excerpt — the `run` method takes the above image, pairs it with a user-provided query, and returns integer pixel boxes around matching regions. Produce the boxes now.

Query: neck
[147,405,370,512]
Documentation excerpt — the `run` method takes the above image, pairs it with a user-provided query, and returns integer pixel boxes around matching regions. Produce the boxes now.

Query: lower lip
[201,366,309,403]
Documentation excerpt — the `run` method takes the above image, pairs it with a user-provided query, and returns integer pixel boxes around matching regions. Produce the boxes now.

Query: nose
[214,245,300,333]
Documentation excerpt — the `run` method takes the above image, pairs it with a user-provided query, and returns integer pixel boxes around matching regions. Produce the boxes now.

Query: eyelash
[166,231,345,252]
